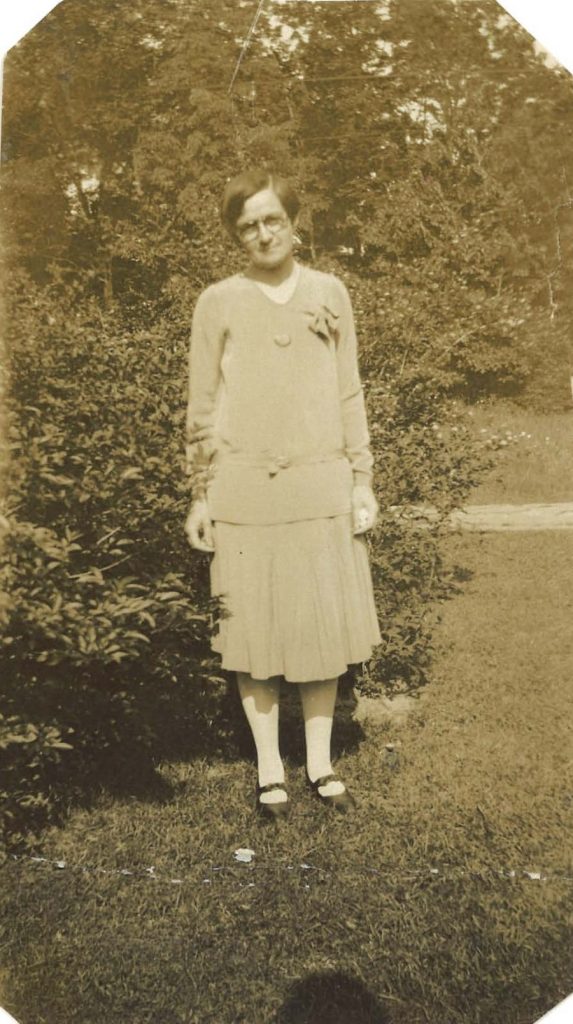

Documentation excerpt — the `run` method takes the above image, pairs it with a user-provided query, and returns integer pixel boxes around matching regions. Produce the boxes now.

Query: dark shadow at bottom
[275,970,391,1024]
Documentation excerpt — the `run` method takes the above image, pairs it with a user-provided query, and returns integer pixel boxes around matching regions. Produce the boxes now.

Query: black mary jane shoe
[256,782,289,822]
[306,772,356,814]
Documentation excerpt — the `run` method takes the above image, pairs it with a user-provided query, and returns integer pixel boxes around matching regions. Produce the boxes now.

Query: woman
[185,168,380,821]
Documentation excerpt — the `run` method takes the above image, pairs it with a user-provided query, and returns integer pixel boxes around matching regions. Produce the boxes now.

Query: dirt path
[392,501,573,531]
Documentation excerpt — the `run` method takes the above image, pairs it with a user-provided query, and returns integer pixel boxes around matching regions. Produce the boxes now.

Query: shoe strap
[258,782,287,794]
[312,773,339,788]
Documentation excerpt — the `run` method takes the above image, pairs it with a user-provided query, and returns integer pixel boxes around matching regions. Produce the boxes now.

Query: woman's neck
[245,256,297,287]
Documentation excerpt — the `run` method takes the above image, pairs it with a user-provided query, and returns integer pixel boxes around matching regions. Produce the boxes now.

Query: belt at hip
[216,450,346,477]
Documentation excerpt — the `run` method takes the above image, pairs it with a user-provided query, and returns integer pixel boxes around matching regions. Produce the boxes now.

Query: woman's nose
[258,221,273,242]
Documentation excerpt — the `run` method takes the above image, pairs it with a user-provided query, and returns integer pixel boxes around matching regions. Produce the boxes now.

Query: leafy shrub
[0,711,72,846]
[326,265,492,695]
[518,314,573,412]
[1,278,232,845]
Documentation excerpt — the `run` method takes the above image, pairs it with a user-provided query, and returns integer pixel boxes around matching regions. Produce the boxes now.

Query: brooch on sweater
[304,305,340,344]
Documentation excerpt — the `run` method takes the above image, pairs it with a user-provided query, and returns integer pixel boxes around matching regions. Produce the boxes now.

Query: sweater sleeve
[185,287,225,498]
[330,275,374,487]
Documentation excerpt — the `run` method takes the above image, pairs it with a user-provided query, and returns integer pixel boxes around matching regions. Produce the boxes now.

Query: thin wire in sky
[228,0,267,95]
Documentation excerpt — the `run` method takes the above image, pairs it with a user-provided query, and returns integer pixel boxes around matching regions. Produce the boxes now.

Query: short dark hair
[221,168,301,235]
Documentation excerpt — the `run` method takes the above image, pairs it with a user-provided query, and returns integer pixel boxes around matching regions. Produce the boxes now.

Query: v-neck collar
[242,262,304,307]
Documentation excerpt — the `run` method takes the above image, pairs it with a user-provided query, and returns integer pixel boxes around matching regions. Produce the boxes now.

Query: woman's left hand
[352,484,379,535]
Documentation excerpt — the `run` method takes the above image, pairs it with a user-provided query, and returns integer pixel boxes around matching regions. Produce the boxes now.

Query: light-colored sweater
[185,264,374,524]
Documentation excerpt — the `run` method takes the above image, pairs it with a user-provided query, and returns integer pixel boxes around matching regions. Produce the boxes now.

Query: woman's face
[235,188,296,272]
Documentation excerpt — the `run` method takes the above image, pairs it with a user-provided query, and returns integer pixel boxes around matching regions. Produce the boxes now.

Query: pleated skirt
[210,514,381,683]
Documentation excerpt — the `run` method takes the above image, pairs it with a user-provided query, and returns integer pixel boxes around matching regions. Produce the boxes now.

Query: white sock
[237,673,287,804]
[300,678,346,796]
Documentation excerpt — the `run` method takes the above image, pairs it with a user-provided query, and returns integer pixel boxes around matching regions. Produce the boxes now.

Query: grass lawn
[2,530,572,1023]
[2,404,572,1024]
[464,402,573,504]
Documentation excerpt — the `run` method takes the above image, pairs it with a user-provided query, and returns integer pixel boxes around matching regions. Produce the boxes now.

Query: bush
[1,278,233,846]
[331,266,491,695]
[518,314,573,412]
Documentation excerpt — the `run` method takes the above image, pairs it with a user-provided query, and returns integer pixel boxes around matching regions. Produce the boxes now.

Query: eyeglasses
[236,214,289,243]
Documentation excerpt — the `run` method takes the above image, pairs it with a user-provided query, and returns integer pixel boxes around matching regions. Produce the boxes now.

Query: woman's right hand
[185,499,215,552]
